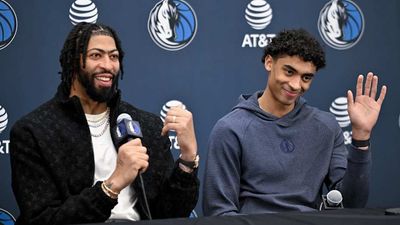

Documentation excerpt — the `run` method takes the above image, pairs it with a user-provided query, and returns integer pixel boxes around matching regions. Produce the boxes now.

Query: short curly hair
[262,29,326,70]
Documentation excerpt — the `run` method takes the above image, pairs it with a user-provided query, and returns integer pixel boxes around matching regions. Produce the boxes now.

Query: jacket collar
[54,83,121,110]
[54,83,121,125]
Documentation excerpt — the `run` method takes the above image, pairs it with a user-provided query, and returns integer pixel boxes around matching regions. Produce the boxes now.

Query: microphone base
[319,195,344,211]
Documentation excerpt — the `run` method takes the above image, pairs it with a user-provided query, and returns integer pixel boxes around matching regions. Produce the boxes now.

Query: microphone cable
[139,173,152,220]
[116,113,152,219]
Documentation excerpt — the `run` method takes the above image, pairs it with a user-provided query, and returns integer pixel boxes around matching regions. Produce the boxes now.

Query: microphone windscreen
[327,190,343,206]
[117,113,132,123]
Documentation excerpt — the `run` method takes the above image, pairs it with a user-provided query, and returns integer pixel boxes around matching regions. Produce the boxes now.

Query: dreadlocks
[59,22,125,94]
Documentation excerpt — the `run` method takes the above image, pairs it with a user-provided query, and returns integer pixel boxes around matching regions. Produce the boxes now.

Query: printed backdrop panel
[0,0,399,220]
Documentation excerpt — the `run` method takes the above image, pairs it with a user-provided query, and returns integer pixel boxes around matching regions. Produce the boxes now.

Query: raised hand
[347,72,387,141]
[161,105,197,162]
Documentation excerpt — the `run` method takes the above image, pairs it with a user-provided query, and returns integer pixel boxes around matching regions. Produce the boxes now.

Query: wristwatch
[178,154,199,169]
[351,138,370,148]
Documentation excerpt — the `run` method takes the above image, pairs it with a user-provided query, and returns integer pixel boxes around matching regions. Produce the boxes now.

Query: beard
[77,69,119,103]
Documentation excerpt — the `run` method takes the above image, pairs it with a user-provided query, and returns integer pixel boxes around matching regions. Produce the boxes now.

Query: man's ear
[264,55,273,72]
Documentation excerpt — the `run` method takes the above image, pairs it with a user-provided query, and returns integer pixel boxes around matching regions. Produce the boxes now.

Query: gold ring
[172,116,176,123]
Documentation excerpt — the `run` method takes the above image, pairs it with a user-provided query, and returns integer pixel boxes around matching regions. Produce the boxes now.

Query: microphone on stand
[319,190,344,210]
[116,113,152,220]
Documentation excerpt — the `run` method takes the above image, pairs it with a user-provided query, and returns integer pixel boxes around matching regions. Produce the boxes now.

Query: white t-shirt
[86,110,140,221]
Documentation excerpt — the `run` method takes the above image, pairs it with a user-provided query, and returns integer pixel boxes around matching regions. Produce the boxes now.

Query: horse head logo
[149,0,179,46]
[320,0,347,43]
[155,0,178,41]
[318,0,364,50]
[148,0,197,51]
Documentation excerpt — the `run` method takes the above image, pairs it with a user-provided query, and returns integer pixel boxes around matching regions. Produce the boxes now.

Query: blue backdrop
[1,0,399,220]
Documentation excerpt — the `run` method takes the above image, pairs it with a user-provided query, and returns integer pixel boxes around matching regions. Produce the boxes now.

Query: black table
[74,208,400,225]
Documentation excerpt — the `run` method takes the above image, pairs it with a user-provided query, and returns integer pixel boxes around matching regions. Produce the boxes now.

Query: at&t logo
[329,97,352,144]
[0,105,10,154]
[69,0,98,25]
[0,105,8,134]
[242,0,276,48]
[148,0,197,51]
[160,100,186,150]
[318,0,364,50]
[0,0,18,51]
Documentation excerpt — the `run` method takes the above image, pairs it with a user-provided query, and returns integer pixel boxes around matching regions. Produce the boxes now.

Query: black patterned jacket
[10,85,199,225]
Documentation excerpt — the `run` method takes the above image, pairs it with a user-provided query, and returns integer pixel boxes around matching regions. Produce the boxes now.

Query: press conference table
[76,208,400,225]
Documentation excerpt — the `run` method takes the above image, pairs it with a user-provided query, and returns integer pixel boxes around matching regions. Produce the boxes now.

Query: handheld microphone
[116,113,152,220]
[319,190,343,210]
[116,113,143,140]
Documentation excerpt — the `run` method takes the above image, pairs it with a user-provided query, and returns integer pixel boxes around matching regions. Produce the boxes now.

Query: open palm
[347,72,387,140]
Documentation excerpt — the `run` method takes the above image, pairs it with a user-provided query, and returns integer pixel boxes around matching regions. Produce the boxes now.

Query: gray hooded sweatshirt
[203,91,371,216]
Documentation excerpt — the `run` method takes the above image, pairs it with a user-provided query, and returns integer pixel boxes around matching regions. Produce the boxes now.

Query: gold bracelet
[101,181,119,199]
[103,181,120,195]
[101,182,116,199]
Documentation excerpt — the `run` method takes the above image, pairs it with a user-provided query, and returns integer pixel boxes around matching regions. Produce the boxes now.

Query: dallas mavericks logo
[245,0,273,30]
[329,97,350,128]
[318,0,364,50]
[0,0,17,51]
[69,0,98,25]
[0,208,15,225]
[280,139,295,153]
[148,0,197,51]
[0,105,8,134]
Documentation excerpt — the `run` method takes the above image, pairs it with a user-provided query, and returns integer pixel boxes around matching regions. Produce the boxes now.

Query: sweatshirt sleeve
[340,144,371,207]
[203,119,242,216]
[326,127,371,208]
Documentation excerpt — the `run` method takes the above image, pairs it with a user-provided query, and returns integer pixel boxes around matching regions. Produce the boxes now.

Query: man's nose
[288,76,302,90]
[99,56,114,70]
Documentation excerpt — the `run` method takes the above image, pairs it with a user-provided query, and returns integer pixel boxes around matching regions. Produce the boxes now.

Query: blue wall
[1,0,399,220]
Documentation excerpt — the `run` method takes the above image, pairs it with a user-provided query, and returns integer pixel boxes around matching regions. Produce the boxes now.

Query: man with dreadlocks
[10,22,199,225]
